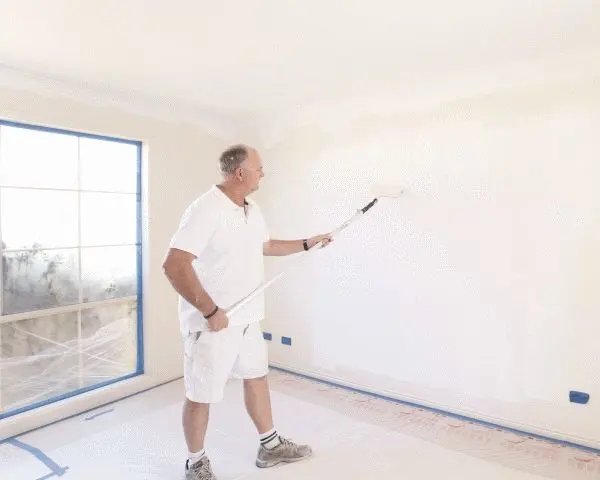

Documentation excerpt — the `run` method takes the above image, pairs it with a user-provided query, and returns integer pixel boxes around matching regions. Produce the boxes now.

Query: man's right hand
[207,309,229,332]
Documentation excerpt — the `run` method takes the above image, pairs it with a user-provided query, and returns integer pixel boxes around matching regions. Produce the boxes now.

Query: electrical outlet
[263,332,272,341]
[281,336,292,346]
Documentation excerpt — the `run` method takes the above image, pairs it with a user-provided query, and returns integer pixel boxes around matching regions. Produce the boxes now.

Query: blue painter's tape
[0,118,139,144]
[84,408,115,420]
[37,468,70,480]
[281,336,292,346]
[135,141,144,377]
[263,332,272,341]
[569,391,590,404]
[6,438,68,476]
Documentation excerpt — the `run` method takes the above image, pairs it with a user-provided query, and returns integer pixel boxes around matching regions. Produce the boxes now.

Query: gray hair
[219,145,249,174]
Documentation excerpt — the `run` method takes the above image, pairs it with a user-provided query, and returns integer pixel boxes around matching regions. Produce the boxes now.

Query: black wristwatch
[303,239,309,251]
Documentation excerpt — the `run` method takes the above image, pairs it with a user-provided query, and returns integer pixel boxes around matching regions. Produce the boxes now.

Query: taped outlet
[281,336,292,346]
[569,391,589,404]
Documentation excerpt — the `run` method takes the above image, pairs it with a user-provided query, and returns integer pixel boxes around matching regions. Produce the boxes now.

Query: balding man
[163,145,333,479]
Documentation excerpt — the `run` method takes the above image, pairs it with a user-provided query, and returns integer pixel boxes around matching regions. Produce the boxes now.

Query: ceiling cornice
[0,62,239,141]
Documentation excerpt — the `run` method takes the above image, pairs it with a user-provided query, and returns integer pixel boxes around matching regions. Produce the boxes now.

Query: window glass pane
[80,300,137,386]
[80,137,138,193]
[80,192,137,247]
[1,188,79,250]
[81,246,137,302]
[1,312,79,413]
[2,248,79,314]
[0,125,78,189]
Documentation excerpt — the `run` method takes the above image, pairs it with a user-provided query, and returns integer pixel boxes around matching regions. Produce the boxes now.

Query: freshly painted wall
[0,84,229,438]
[256,75,600,449]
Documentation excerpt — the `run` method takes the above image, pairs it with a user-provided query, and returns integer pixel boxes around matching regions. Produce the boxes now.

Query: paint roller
[225,184,405,316]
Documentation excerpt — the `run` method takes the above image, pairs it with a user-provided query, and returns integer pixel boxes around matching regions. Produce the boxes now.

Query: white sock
[260,428,281,449]
[188,449,206,466]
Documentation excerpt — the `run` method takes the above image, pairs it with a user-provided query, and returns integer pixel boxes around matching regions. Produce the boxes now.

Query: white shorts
[183,321,268,404]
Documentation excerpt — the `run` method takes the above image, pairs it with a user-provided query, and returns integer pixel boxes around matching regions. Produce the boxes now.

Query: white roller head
[371,183,406,198]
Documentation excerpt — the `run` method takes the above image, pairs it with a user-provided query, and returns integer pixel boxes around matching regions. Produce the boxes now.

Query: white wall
[257,76,600,449]
[0,85,228,438]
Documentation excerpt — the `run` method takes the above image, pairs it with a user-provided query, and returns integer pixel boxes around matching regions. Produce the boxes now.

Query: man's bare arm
[162,248,216,315]
[262,239,307,256]
[263,234,333,257]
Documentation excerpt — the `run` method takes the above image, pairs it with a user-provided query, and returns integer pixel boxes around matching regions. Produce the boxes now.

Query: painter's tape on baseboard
[5,438,68,477]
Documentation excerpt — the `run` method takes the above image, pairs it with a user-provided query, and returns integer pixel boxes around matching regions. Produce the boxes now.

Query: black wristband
[303,239,309,251]
[204,305,219,319]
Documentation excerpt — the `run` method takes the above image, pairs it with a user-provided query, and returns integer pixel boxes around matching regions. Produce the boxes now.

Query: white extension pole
[225,185,404,317]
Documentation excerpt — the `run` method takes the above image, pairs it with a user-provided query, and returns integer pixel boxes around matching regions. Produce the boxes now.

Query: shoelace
[278,437,299,453]
[191,458,212,478]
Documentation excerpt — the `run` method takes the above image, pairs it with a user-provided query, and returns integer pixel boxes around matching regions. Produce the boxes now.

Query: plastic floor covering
[1,368,599,479]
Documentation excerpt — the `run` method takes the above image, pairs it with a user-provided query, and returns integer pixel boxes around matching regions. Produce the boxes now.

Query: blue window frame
[0,119,143,420]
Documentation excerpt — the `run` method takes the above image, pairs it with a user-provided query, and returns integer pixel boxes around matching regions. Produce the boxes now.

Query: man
[162,144,333,480]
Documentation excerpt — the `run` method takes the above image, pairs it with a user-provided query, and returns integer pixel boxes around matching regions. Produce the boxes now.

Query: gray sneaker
[185,456,217,479]
[256,437,313,468]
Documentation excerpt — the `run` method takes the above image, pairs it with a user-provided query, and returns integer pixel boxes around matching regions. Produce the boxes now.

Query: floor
[1,369,599,479]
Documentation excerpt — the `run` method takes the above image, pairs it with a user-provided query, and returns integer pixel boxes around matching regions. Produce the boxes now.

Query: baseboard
[269,361,600,454]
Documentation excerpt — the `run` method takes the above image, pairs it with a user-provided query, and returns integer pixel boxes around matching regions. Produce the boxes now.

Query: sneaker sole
[256,452,313,469]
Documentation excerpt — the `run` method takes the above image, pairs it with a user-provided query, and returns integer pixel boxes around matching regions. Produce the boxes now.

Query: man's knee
[184,397,210,410]
[243,374,269,388]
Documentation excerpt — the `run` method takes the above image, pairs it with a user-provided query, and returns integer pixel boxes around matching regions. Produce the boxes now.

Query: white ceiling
[1,0,599,138]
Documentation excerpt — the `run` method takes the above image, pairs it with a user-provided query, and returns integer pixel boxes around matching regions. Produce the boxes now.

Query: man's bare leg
[183,399,210,465]
[243,376,275,434]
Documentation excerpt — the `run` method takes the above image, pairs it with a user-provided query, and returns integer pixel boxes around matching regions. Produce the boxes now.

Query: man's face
[239,149,264,193]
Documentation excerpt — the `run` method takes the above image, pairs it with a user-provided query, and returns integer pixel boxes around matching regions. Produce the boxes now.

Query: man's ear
[235,167,244,181]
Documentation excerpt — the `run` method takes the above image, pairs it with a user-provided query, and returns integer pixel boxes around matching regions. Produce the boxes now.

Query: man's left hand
[308,233,334,249]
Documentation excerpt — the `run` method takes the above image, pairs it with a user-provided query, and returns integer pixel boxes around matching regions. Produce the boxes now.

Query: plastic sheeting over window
[0,300,137,416]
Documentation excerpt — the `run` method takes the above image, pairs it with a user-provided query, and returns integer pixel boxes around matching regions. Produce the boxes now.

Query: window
[0,120,143,419]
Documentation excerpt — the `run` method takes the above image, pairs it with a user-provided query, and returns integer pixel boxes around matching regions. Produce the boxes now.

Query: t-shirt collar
[212,184,249,210]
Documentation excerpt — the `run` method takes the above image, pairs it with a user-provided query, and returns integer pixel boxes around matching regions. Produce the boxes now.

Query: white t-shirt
[169,185,270,335]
